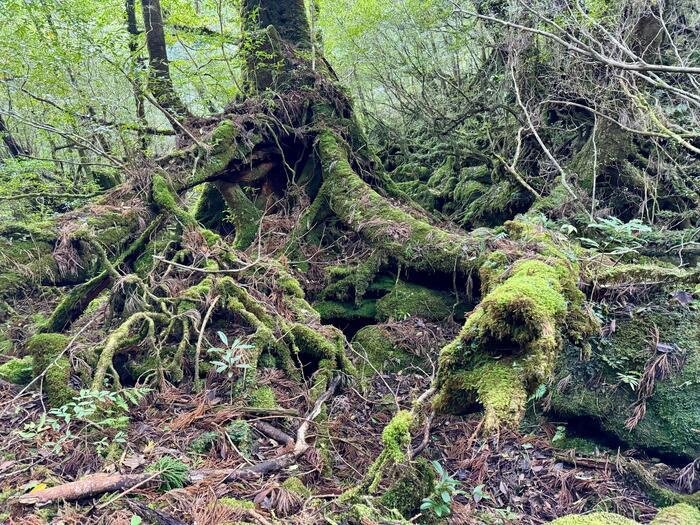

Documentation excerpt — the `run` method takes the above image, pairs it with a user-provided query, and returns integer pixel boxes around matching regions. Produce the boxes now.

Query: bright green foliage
[146,456,189,491]
[0,356,33,384]
[417,460,460,519]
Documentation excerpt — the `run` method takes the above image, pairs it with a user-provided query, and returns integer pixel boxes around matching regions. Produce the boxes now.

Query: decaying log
[17,472,154,505]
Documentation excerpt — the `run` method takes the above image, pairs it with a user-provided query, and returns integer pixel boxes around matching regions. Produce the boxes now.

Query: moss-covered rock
[652,504,700,524]
[28,333,75,406]
[548,504,700,525]
[352,324,427,375]
[550,306,700,460]
[314,299,377,324]
[435,219,595,429]
[376,281,455,322]
[0,355,33,384]
[549,513,637,525]
[380,457,436,520]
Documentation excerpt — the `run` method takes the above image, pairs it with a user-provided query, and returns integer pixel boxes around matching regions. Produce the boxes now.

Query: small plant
[616,371,642,391]
[18,387,149,455]
[146,456,189,491]
[580,216,651,255]
[471,483,492,503]
[208,332,255,401]
[420,461,466,518]
[552,425,567,444]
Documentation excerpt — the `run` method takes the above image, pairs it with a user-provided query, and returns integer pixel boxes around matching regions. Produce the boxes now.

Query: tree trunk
[0,114,28,157]
[140,0,190,119]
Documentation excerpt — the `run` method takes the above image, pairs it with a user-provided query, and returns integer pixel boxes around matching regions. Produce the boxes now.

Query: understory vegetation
[0,0,699,523]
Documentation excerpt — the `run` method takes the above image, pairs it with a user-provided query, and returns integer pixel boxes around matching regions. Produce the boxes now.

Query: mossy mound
[282,477,312,498]
[27,333,75,406]
[380,457,436,520]
[550,305,700,460]
[376,281,455,322]
[0,355,33,384]
[549,504,700,525]
[314,299,377,324]
[652,504,700,524]
[249,386,277,409]
[352,324,427,375]
[549,513,638,525]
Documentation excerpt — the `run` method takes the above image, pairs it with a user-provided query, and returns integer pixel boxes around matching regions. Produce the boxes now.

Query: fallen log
[17,472,154,505]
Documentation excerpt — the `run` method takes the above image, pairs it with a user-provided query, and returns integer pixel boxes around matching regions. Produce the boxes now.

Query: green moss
[321,257,382,304]
[352,325,425,375]
[317,131,483,278]
[652,504,700,524]
[0,355,33,384]
[382,410,413,463]
[219,182,262,250]
[550,306,700,460]
[152,173,196,226]
[84,292,109,315]
[219,497,255,510]
[376,281,454,322]
[314,299,377,323]
[380,457,436,520]
[549,513,638,525]
[548,505,700,525]
[434,359,527,430]
[625,461,700,508]
[190,431,219,454]
[28,333,75,406]
[249,386,277,409]
[226,419,253,457]
[282,477,312,498]
[435,218,595,428]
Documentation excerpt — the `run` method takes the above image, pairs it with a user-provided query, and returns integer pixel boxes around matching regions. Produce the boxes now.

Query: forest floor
[1,318,670,524]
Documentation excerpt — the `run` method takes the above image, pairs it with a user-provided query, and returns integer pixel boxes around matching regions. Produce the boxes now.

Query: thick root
[434,219,598,429]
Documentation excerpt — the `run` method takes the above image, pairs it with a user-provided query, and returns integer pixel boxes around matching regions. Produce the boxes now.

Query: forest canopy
[0,0,699,524]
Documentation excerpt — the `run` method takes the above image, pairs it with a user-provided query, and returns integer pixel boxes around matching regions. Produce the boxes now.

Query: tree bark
[140,0,190,120]
[0,114,28,157]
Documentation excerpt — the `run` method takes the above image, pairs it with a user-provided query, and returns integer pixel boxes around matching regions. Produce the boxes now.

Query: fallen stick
[19,376,341,505]
[254,421,294,446]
